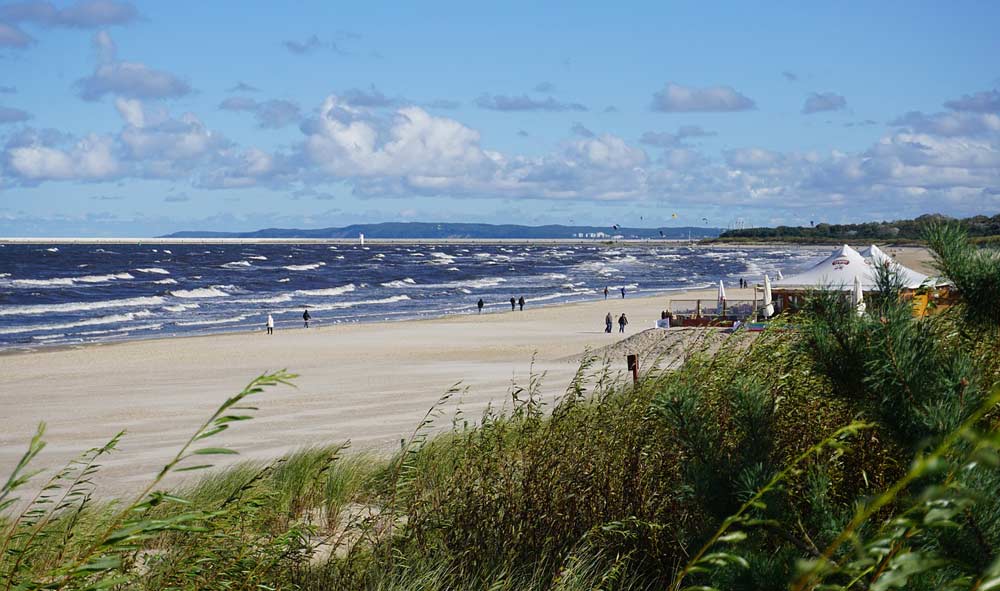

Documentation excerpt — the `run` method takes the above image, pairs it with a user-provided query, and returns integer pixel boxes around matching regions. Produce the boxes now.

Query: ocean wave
[277,278,290,282]
[294,283,356,297]
[45,247,59,252]
[247,255,268,260]
[8,272,134,288]
[163,303,200,312]
[135,267,170,275]
[231,293,294,304]
[169,287,230,298]
[176,315,249,327]
[0,295,166,317]
[0,310,155,335]
[154,278,178,285]
[222,260,252,268]
[280,294,409,313]
[284,262,326,271]
[380,278,416,288]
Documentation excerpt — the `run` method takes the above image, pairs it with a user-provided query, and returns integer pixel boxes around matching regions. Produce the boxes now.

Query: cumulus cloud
[944,89,1000,113]
[74,32,190,101]
[0,22,34,47]
[782,71,798,82]
[570,122,594,138]
[640,125,715,147]
[650,82,755,112]
[3,86,997,219]
[0,0,138,28]
[890,110,1000,137]
[533,81,555,92]
[219,97,301,128]
[0,86,16,94]
[802,91,847,114]
[475,94,587,112]
[341,85,401,108]
[6,132,119,180]
[0,106,31,124]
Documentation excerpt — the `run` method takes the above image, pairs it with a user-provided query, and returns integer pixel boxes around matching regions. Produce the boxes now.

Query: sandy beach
[0,246,936,493]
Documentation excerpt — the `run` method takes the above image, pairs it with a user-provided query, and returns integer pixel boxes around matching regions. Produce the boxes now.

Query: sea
[0,242,827,352]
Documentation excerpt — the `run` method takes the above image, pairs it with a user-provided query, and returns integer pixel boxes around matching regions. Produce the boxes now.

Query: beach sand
[0,247,937,493]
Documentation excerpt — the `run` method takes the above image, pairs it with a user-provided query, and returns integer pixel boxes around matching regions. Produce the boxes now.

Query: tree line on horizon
[718,212,1000,244]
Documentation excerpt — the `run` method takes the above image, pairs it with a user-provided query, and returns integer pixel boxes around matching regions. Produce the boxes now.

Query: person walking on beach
[604,286,609,299]
[605,312,613,333]
[518,296,525,311]
[618,313,628,333]
[510,296,516,311]
[266,314,274,335]
[303,308,311,328]
[620,286,626,299]
[477,298,484,314]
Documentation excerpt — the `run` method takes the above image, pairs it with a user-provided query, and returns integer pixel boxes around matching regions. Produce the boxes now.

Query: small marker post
[627,354,638,386]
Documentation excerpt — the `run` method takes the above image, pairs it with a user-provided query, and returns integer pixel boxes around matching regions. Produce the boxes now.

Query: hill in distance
[162,222,722,240]
[716,212,1000,244]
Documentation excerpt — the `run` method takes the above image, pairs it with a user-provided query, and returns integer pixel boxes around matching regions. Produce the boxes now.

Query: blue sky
[0,1,998,236]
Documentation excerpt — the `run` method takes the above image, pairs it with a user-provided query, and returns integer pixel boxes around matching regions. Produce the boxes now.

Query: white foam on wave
[163,249,172,254]
[0,273,10,279]
[8,272,134,287]
[280,294,409,313]
[380,278,416,288]
[247,255,268,260]
[0,310,155,335]
[232,293,294,304]
[176,315,249,327]
[46,247,59,252]
[135,267,170,275]
[294,283,356,297]
[154,278,178,285]
[428,252,455,265]
[222,260,252,268]
[284,262,326,271]
[169,287,230,299]
[0,295,166,317]
[277,278,290,283]
[164,303,200,312]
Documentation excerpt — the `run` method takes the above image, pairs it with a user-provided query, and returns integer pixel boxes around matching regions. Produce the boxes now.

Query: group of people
[738,278,749,289]
[603,286,627,299]
[605,312,628,333]
[264,308,311,335]
[477,296,526,314]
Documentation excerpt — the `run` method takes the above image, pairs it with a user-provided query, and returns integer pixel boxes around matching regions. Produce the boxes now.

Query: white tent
[859,244,932,287]
[773,244,930,291]
[717,280,726,313]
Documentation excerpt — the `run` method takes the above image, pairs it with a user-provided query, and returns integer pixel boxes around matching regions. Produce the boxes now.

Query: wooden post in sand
[627,354,638,386]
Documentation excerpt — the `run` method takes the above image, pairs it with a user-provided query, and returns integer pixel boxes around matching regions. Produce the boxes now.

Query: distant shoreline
[1,237,702,245]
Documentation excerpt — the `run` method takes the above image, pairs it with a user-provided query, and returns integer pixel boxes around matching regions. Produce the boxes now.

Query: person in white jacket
[266,314,274,335]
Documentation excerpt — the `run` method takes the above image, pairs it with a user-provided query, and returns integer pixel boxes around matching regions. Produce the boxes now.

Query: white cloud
[8,133,118,180]
[75,32,190,101]
[802,91,847,114]
[650,82,755,112]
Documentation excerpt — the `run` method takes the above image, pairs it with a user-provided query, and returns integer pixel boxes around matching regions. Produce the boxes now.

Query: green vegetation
[714,212,1000,245]
[2,223,999,590]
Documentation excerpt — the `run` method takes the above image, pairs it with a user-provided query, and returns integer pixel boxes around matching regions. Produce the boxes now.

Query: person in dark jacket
[477,298,484,314]
[605,312,613,333]
[303,308,311,328]
[618,313,628,333]
[620,286,626,299]
[518,296,525,311]
[604,286,609,299]
[510,296,516,311]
